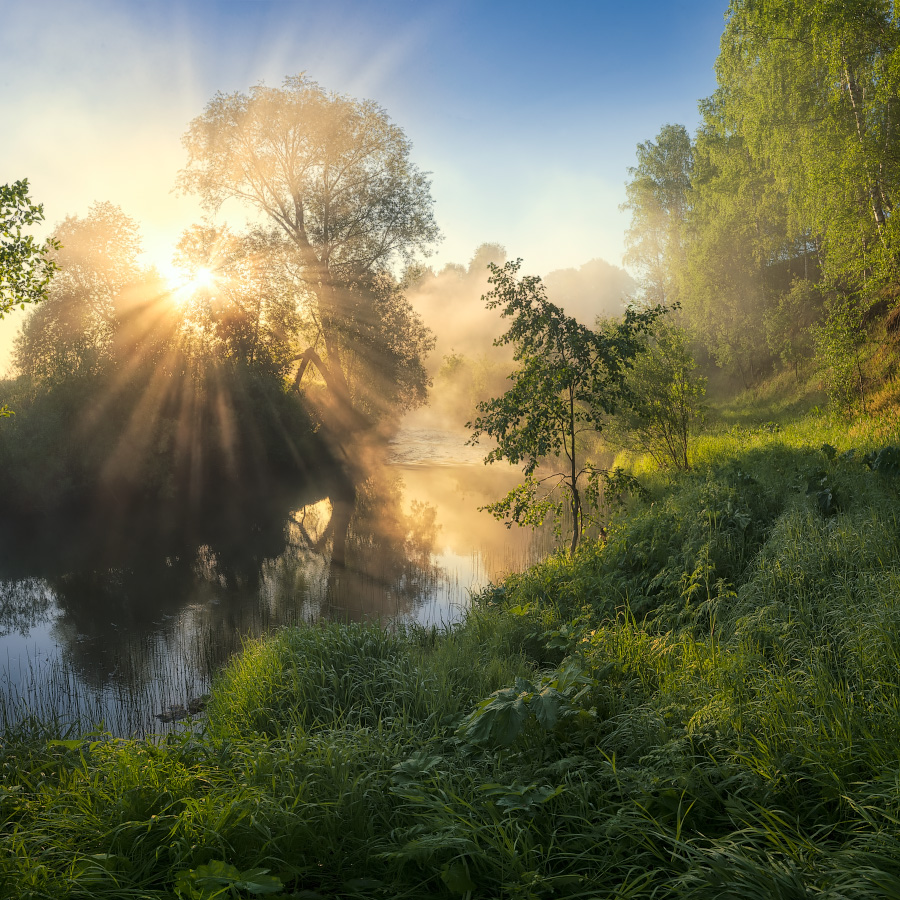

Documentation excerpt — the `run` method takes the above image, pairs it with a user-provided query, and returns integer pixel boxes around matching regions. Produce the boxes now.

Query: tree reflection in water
[0,463,448,734]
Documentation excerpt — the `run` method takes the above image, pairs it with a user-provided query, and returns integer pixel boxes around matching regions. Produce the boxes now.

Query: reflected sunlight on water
[0,427,554,735]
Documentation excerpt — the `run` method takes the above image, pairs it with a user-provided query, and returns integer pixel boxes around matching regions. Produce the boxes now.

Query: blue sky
[2,0,727,279]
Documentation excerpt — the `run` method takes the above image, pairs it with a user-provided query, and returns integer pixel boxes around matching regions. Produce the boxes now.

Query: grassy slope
[5,398,900,897]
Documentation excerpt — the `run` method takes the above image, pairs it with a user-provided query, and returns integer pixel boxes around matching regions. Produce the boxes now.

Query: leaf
[174,861,282,898]
[457,689,529,747]
[48,739,83,751]
[478,781,564,812]
[866,446,900,476]
[190,860,243,885]
[530,686,563,730]
[234,870,283,894]
[441,861,476,894]
[551,657,595,694]
[391,752,444,783]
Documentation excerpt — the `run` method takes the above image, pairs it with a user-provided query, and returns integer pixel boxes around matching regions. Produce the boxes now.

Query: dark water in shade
[0,427,556,735]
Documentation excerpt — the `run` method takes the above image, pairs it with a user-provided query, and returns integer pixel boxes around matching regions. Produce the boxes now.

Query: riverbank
[5,403,900,898]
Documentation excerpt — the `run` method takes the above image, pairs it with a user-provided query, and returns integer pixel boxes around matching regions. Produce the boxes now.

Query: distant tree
[622,124,693,306]
[15,203,142,384]
[543,258,635,324]
[467,261,661,553]
[680,110,785,385]
[178,74,440,427]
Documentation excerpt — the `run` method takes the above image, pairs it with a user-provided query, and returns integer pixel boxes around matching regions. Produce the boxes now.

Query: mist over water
[0,425,552,735]
[0,205,632,737]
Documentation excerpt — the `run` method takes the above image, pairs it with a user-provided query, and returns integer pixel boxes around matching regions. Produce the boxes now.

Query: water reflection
[0,431,550,735]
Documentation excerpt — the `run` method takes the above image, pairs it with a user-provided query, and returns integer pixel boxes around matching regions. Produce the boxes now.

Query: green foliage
[624,2,900,394]
[614,321,706,470]
[174,861,282,899]
[468,259,661,552]
[680,115,782,385]
[0,179,58,319]
[812,296,870,414]
[456,657,596,749]
[764,277,824,378]
[622,123,693,305]
[718,0,900,292]
[0,180,58,416]
[10,411,900,896]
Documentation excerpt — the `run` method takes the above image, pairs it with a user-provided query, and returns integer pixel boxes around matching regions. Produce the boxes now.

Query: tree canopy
[621,1,900,402]
[622,123,692,307]
[178,74,440,426]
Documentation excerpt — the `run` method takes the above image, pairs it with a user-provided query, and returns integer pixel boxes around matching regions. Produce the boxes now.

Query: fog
[404,243,636,430]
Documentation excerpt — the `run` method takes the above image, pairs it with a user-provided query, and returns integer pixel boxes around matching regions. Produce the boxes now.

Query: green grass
[6,404,900,897]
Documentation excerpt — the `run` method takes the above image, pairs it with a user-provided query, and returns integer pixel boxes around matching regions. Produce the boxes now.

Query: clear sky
[2,0,727,281]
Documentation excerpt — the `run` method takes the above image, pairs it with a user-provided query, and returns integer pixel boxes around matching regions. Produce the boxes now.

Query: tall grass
[6,406,900,897]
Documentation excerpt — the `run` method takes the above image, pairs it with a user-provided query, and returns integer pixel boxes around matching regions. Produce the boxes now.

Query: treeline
[0,204,320,536]
[625,0,900,409]
[0,201,427,539]
[0,75,446,539]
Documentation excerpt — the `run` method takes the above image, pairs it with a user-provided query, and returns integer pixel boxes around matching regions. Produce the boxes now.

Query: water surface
[0,427,553,734]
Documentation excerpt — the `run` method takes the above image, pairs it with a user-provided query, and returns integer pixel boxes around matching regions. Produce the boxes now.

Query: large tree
[178,74,440,426]
[716,0,900,291]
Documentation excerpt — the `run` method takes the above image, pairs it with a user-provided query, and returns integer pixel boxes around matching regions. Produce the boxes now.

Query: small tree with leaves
[613,321,706,471]
[467,260,661,553]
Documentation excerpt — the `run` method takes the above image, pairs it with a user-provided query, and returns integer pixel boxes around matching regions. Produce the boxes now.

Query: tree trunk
[569,484,581,555]
[843,59,888,239]
[280,205,358,427]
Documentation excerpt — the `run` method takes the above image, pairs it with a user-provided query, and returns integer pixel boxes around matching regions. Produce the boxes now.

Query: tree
[178,74,440,427]
[0,180,58,416]
[0,180,58,319]
[467,261,661,553]
[679,114,783,385]
[613,321,706,471]
[171,224,305,378]
[15,203,142,384]
[716,0,900,292]
[622,124,693,306]
[764,277,824,379]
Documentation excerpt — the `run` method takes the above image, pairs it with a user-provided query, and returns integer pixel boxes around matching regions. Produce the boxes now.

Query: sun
[161,264,217,302]
[191,267,215,290]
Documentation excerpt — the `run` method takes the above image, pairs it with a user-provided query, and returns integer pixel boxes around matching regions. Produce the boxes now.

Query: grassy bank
[5,406,900,897]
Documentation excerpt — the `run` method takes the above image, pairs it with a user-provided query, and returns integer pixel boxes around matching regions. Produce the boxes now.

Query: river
[0,427,555,735]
